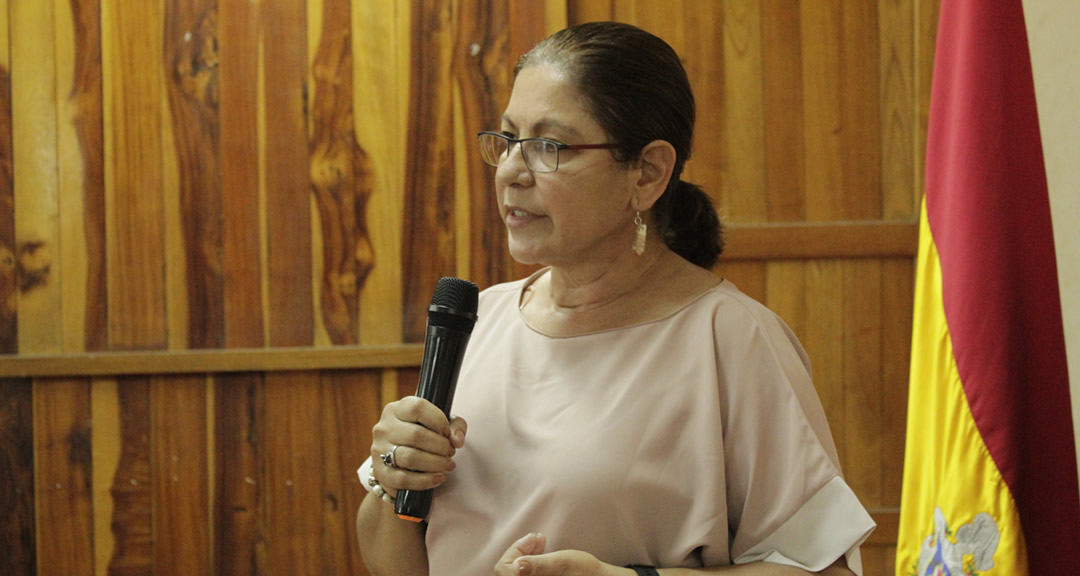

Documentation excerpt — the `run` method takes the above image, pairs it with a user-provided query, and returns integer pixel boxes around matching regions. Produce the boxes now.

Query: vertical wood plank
[353,0,406,345]
[214,373,267,576]
[56,0,107,353]
[33,378,94,576]
[764,261,807,344]
[681,2,725,218]
[0,0,14,353]
[843,261,884,507]
[218,0,265,349]
[263,0,313,347]
[761,0,806,222]
[0,378,36,576]
[91,378,120,576]
[803,261,846,454]
[839,1,881,219]
[106,378,153,575]
[799,0,844,221]
[165,0,225,349]
[402,0,457,341]
[102,0,167,350]
[879,0,916,219]
[882,258,913,507]
[719,1,766,223]
[455,0,516,289]
[264,372,323,576]
[151,376,210,576]
[309,0,374,346]
[320,371,380,576]
[11,0,62,354]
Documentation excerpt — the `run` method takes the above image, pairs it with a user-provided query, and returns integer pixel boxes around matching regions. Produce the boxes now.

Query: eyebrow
[500,115,582,140]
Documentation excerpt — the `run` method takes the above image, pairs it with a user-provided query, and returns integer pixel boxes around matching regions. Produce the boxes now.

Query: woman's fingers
[378,444,457,475]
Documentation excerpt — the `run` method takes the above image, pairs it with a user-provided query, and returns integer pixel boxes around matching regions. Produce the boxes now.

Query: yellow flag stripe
[895,200,1027,576]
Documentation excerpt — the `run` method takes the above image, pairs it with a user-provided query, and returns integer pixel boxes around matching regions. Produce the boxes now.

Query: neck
[544,242,668,312]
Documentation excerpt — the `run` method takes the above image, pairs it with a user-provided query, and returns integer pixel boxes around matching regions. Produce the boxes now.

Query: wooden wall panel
[213,373,266,576]
[33,378,94,576]
[0,2,942,575]
[165,0,225,350]
[151,376,210,575]
[0,379,35,576]
[56,0,107,353]
[102,0,167,351]
[263,0,313,348]
[11,0,62,354]
[402,0,458,342]
[219,0,265,349]
[0,0,14,354]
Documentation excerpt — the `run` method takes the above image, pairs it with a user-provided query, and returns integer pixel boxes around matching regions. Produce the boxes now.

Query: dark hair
[515,21,724,269]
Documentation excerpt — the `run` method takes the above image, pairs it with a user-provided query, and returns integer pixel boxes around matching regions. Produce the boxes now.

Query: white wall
[1022,0,1080,497]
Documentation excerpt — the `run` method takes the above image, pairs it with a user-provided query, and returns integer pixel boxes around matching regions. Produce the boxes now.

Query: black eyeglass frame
[476,131,619,173]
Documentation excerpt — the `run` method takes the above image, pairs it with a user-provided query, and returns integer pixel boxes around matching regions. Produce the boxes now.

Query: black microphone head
[431,277,479,315]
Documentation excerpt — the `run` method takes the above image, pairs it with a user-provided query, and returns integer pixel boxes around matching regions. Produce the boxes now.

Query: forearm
[656,559,853,576]
[355,492,428,576]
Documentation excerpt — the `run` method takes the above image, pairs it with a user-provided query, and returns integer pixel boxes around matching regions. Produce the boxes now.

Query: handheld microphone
[395,277,479,522]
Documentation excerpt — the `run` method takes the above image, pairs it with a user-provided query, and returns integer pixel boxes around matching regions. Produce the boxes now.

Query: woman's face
[495,64,637,268]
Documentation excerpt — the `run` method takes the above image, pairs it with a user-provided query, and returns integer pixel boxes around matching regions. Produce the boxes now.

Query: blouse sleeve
[709,297,876,574]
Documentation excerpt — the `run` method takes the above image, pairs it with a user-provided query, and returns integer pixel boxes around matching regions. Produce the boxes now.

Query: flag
[896,1,1080,575]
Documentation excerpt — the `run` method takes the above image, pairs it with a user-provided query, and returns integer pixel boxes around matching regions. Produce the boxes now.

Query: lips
[503,206,542,227]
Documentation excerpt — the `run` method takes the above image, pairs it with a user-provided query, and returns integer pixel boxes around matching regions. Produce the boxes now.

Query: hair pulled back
[516,21,724,269]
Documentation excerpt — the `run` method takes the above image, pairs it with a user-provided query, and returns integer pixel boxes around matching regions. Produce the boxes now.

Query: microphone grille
[431,277,479,314]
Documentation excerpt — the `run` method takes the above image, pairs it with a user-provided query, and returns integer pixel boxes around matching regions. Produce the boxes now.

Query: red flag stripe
[925,0,1080,570]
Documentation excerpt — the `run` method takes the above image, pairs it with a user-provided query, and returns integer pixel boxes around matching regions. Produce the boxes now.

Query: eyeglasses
[476,131,618,173]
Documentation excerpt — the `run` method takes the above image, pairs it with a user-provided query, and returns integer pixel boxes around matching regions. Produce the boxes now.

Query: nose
[495,141,533,186]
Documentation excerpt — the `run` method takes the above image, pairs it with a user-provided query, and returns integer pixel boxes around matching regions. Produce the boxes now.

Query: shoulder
[694,281,812,375]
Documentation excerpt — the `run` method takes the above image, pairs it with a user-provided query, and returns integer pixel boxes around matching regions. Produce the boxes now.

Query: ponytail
[656,180,724,269]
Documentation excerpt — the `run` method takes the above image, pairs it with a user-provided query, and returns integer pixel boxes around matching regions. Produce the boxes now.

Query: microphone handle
[394,324,471,522]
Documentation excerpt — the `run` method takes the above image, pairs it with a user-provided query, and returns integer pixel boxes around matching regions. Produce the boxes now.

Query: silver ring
[382,445,400,469]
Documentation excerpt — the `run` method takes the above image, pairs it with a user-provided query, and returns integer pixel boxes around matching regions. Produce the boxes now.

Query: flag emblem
[914,508,1000,576]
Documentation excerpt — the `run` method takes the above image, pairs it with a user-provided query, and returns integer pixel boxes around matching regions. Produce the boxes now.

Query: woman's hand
[369,396,466,498]
[494,533,629,576]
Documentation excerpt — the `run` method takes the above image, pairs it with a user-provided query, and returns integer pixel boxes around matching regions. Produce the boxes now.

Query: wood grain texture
[0,379,35,575]
[880,0,917,219]
[264,372,323,576]
[320,371,379,576]
[218,0,265,349]
[11,0,62,354]
[839,0,882,219]
[0,48,14,354]
[843,260,884,506]
[455,0,514,289]
[165,0,225,349]
[263,0,314,347]
[761,0,806,221]
[310,0,374,346]
[352,0,407,345]
[720,1,767,222]
[57,0,107,353]
[214,373,267,576]
[102,0,167,350]
[680,2,724,217]
[32,378,94,576]
[151,376,210,575]
[402,0,458,341]
[107,378,152,575]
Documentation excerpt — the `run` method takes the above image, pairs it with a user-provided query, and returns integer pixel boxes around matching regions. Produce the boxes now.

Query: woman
[356,22,875,576]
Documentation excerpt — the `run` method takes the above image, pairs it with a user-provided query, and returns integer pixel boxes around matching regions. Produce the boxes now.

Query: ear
[631,140,677,212]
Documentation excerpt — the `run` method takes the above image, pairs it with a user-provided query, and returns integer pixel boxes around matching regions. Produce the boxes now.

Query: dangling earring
[632,212,647,256]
